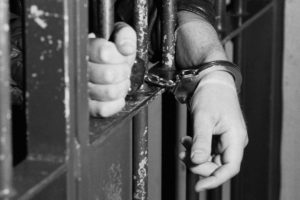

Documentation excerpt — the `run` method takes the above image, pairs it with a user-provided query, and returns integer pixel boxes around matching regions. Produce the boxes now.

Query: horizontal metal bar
[222,2,273,44]
[14,161,66,200]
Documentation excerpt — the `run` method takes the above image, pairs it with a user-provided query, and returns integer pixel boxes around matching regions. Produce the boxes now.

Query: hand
[88,22,136,117]
[176,11,248,191]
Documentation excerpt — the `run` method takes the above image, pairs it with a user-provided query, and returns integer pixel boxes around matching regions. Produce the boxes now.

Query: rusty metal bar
[161,0,176,70]
[96,0,114,39]
[0,1,14,199]
[133,108,149,200]
[134,0,149,64]
[132,0,149,199]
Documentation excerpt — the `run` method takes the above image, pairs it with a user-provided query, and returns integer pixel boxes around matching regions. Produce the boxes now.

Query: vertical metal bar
[186,114,198,200]
[64,0,89,199]
[215,0,226,36]
[133,109,149,200]
[134,0,149,64]
[96,0,114,39]
[175,103,187,200]
[207,188,223,200]
[161,0,176,70]
[133,0,149,199]
[0,1,14,199]
[231,1,244,200]
[232,0,244,66]
[186,164,199,200]
[268,1,284,199]
[132,0,150,92]
[234,0,244,27]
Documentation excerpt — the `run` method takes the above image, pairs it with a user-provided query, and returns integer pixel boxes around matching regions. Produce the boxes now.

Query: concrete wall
[280,0,300,199]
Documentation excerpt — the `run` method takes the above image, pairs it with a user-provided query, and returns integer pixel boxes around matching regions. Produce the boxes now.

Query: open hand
[176,11,248,191]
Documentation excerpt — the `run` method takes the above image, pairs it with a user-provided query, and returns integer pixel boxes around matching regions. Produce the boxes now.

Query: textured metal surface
[90,86,163,143]
[0,0,14,199]
[161,0,176,69]
[134,0,148,63]
[86,122,132,200]
[25,0,66,157]
[133,108,148,200]
[132,0,150,199]
[131,0,149,92]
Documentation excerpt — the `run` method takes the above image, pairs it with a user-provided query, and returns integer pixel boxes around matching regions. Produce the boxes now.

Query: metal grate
[0,0,283,199]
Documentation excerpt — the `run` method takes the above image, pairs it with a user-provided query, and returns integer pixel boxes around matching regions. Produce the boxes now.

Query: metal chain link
[144,68,201,88]
[144,73,176,88]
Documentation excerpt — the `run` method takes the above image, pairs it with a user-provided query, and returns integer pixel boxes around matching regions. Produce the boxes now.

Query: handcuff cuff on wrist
[144,60,242,104]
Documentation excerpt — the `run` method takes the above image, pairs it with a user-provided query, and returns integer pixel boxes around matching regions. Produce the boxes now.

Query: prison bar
[1,0,283,199]
[0,1,14,199]
[96,0,114,39]
[215,0,226,35]
[161,0,176,70]
[132,0,150,198]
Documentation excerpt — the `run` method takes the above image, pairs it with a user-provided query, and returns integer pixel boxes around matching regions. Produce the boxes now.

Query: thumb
[113,22,137,56]
[191,115,214,164]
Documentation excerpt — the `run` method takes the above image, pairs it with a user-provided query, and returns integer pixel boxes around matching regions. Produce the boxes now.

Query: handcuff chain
[144,73,177,88]
[144,69,200,88]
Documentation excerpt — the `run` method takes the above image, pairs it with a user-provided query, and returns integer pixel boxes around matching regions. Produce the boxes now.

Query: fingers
[113,22,137,56]
[190,161,219,177]
[179,150,219,177]
[88,62,131,84]
[88,79,130,101]
[191,114,214,164]
[89,99,125,118]
[87,22,137,118]
[195,136,244,191]
[180,136,219,178]
[88,38,127,64]
[88,22,136,64]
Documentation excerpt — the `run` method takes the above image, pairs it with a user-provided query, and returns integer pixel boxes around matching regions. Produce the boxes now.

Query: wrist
[200,71,235,86]
[172,61,242,104]
[195,72,237,95]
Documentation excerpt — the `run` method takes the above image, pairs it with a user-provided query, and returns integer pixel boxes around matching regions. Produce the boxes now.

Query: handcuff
[144,60,242,104]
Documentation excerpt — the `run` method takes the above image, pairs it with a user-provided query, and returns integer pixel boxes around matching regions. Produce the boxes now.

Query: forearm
[175,11,242,94]
[177,0,216,27]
